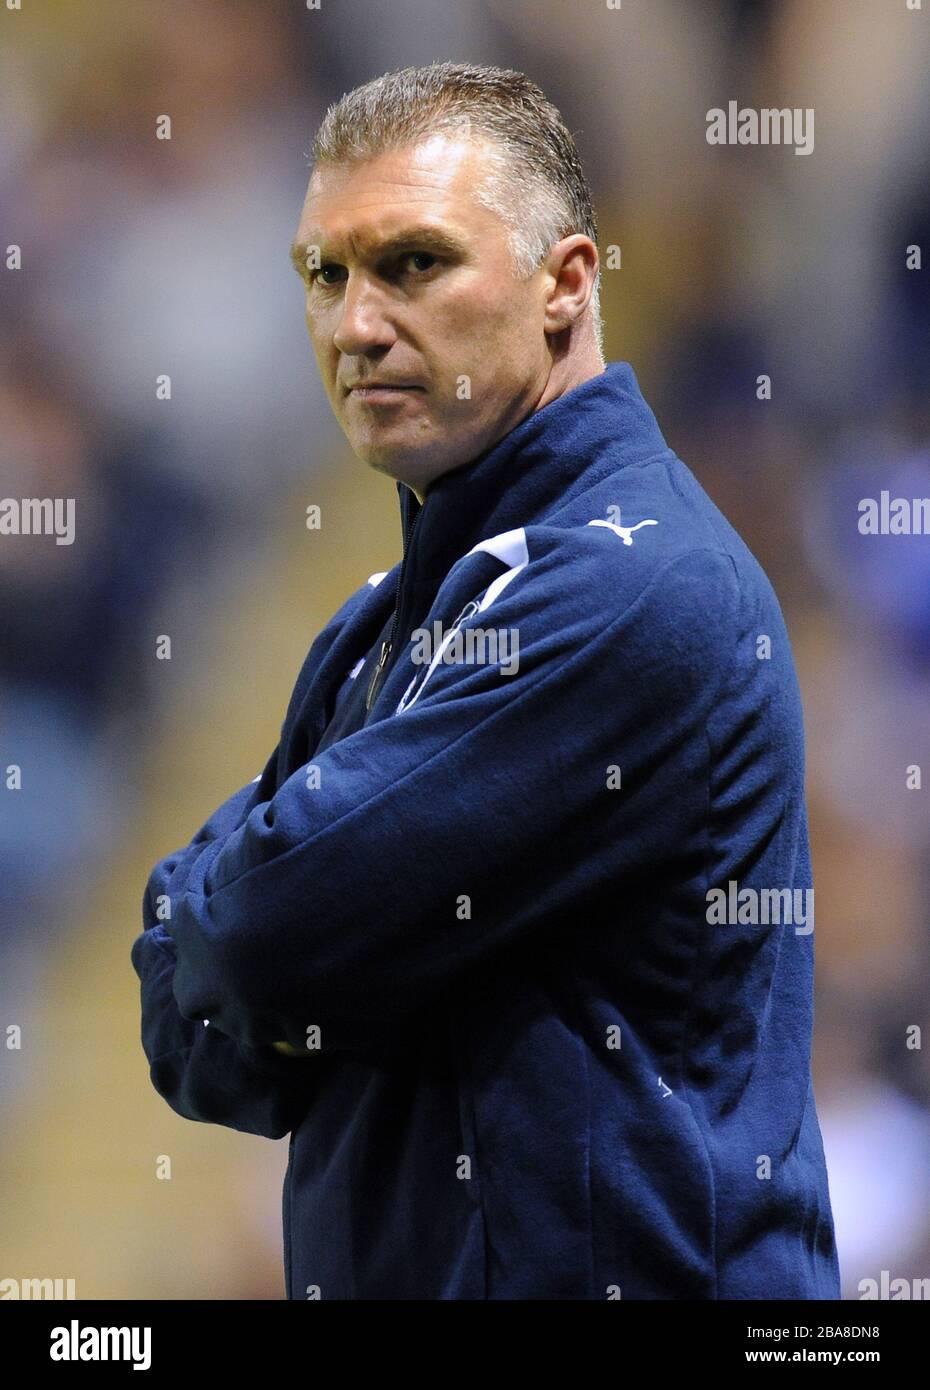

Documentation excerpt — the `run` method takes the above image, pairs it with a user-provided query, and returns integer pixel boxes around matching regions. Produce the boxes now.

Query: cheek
[434,275,515,330]
[432,302,511,365]
[306,322,336,373]
[463,280,533,340]
[451,293,536,372]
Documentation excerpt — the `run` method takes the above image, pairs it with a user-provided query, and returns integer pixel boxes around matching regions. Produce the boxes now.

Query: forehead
[296,134,505,249]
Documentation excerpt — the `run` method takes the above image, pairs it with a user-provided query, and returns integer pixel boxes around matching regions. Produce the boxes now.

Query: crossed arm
[132,759,328,1139]
[132,544,738,1134]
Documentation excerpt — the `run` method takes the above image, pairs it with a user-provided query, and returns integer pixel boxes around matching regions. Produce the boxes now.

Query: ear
[542,235,599,335]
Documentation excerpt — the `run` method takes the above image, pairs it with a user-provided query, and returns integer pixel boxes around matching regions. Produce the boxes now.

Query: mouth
[346,384,425,404]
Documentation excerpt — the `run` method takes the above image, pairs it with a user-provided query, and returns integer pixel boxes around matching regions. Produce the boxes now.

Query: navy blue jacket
[131,361,841,1299]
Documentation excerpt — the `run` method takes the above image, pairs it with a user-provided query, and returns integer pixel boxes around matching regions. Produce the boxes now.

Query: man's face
[292,134,553,498]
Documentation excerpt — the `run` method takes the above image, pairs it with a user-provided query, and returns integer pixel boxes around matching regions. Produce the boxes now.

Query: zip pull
[453,599,481,627]
[396,598,482,714]
[365,638,392,711]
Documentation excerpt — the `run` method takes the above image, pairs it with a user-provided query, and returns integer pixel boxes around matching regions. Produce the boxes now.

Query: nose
[332,273,396,357]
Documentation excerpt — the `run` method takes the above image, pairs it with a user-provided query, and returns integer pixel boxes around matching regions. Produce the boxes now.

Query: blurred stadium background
[1,0,929,1299]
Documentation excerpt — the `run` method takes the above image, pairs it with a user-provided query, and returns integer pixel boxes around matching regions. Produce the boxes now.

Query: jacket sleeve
[166,542,741,1052]
[131,578,387,1135]
[132,755,326,1139]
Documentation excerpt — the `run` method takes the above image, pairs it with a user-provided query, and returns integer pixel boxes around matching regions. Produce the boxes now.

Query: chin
[355,438,418,472]
[359,448,414,481]
[351,429,455,492]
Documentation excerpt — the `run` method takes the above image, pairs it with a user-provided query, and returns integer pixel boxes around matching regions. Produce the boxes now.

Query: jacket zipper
[365,491,424,712]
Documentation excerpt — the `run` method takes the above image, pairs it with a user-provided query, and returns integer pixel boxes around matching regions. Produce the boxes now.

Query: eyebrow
[289,225,468,278]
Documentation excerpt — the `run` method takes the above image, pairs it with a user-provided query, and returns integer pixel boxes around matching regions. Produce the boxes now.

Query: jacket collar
[393,360,670,589]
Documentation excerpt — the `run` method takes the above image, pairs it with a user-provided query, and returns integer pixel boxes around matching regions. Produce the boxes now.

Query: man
[131,61,841,1300]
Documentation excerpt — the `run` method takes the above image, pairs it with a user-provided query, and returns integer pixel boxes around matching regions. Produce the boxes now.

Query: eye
[316,264,346,286]
[401,251,438,275]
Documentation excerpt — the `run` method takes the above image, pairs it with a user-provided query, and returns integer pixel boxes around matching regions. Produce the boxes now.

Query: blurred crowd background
[1,0,928,1299]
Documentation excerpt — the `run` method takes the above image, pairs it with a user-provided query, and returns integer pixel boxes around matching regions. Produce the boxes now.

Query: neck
[535,339,607,414]
[395,361,667,605]
[411,343,607,505]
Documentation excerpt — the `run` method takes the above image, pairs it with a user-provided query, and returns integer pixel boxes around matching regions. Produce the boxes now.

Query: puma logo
[588,513,658,546]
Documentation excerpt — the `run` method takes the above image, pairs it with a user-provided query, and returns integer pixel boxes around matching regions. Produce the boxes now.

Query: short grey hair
[310,61,604,356]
